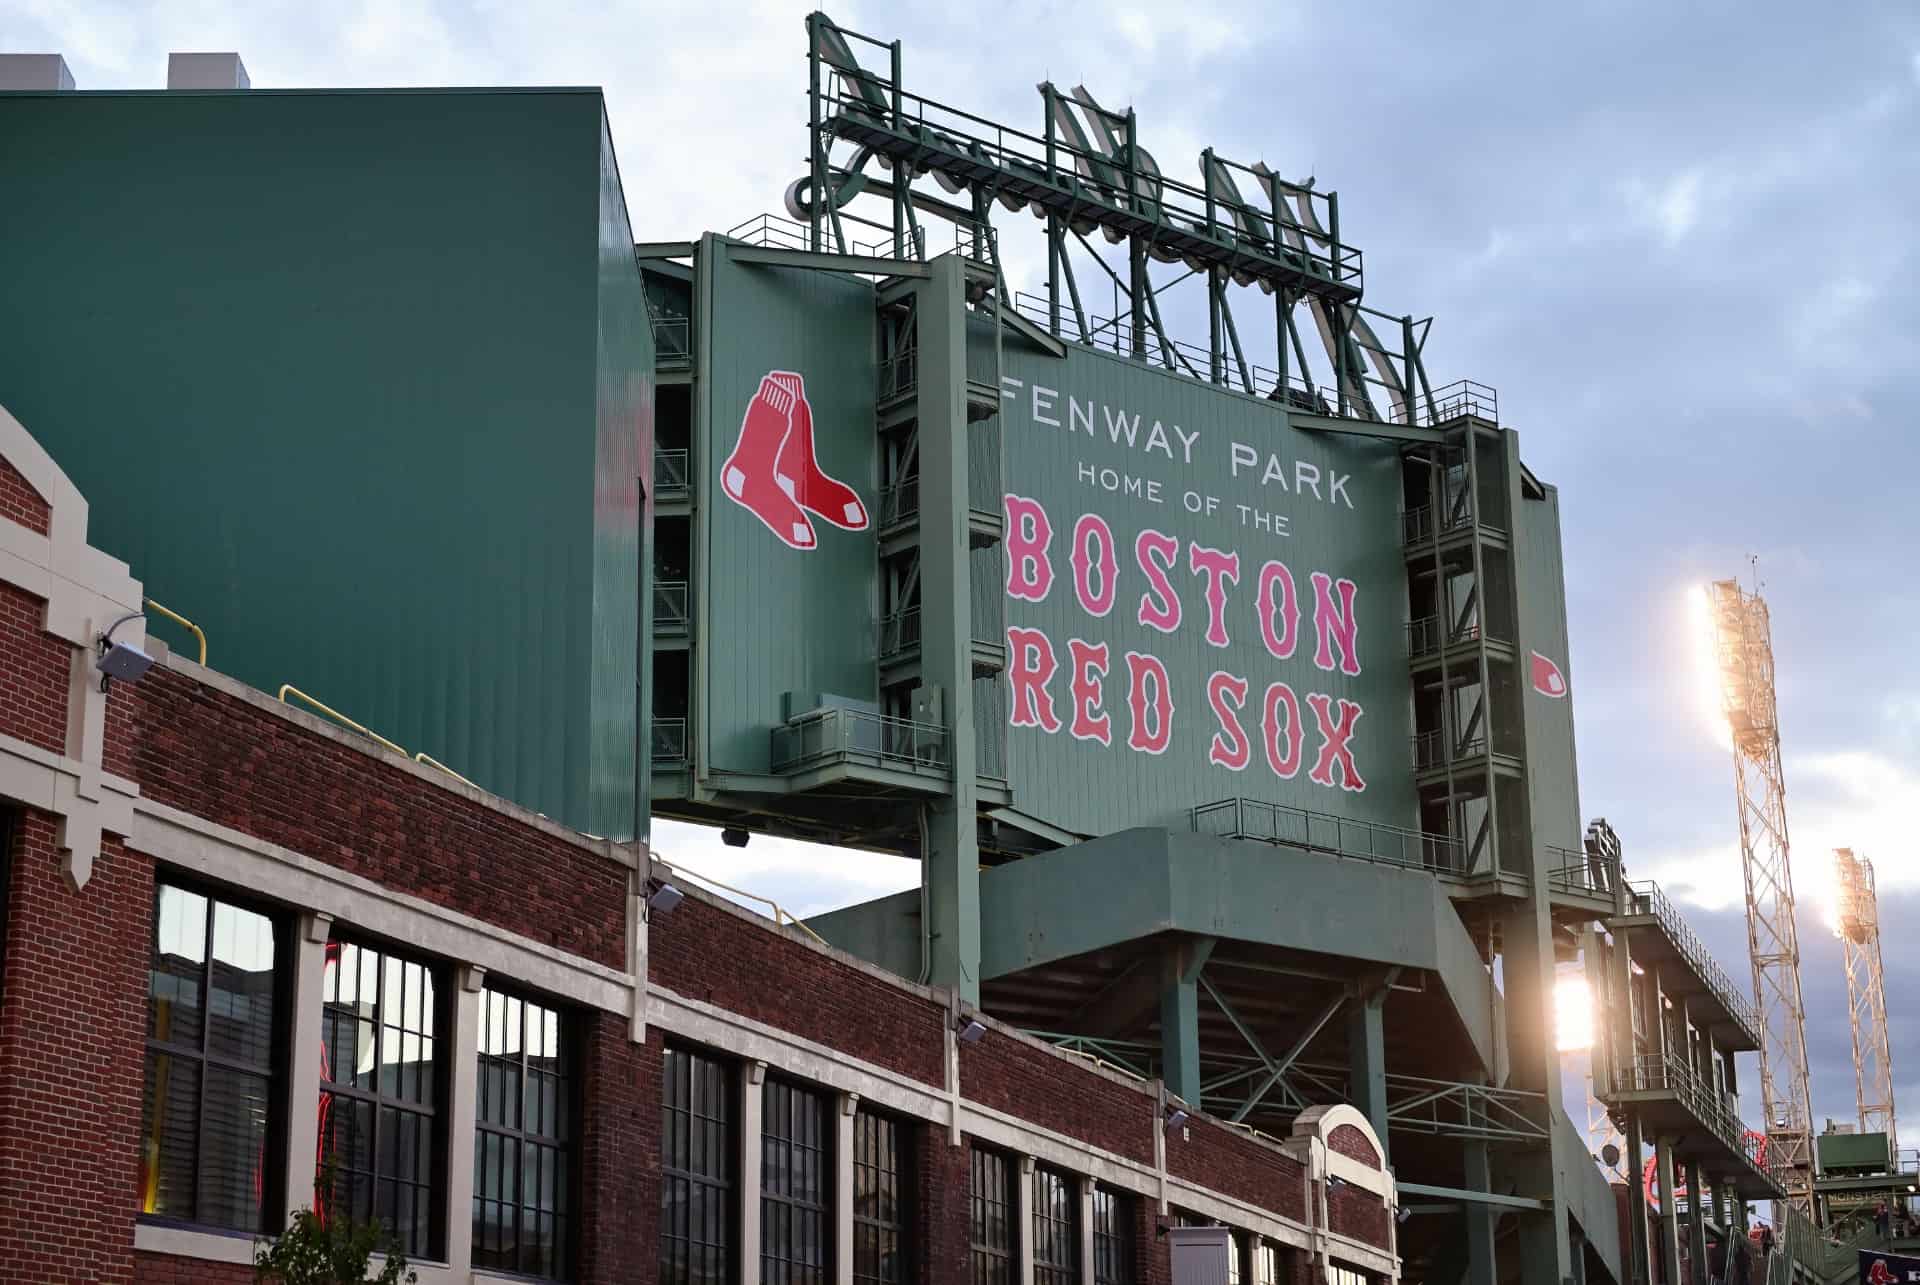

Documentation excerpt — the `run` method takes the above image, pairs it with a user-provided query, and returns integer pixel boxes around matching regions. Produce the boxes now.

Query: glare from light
[1688,585,1734,753]
[1556,975,1595,1052]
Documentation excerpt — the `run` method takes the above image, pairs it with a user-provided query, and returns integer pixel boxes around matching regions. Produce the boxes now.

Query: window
[1032,1167,1078,1285]
[660,1046,734,1284]
[319,934,443,1259]
[1257,1240,1281,1285]
[1092,1185,1133,1285]
[1226,1230,1243,1285]
[473,988,573,1279]
[853,1110,909,1284]
[762,1078,830,1285]
[968,1147,1014,1284]
[140,881,285,1232]
[1327,1267,1370,1285]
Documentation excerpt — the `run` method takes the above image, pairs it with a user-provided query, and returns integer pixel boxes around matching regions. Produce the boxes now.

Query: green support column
[1656,1137,1682,1285]
[1498,897,1575,1282]
[914,255,981,1004]
[1464,1141,1498,1285]
[1623,1113,1651,1285]
[1159,936,1213,1105]
[1347,977,1390,1163]
[1686,1163,1709,1285]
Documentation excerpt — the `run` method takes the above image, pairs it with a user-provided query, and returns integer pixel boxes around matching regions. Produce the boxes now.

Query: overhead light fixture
[721,827,750,848]
[95,611,153,691]
[1602,1143,1622,1169]
[1164,1106,1190,1132]
[1396,1206,1412,1225]
[646,879,684,915]
[954,1012,987,1044]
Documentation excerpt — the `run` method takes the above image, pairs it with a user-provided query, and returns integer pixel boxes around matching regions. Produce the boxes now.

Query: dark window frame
[472,983,579,1281]
[852,1108,911,1285]
[318,930,450,1261]
[761,1075,832,1285]
[1092,1184,1134,1285]
[659,1043,737,1285]
[968,1145,1016,1284]
[1031,1165,1078,1285]
[140,873,292,1235]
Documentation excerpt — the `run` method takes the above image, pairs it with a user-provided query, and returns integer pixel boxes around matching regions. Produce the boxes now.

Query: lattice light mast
[1704,578,1818,1215]
[1834,847,1897,1154]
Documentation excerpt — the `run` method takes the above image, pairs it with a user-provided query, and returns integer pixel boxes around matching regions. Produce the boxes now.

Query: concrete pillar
[1018,1155,1036,1285]
[1685,1162,1708,1285]
[741,1060,767,1277]
[1346,981,1389,1165]
[282,911,333,1225]
[1656,1137,1682,1285]
[1496,900,1573,1283]
[915,255,981,1004]
[1078,1179,1095,1285]
[1159,938,1207,1105]
[443,965,486,1274]
[1464,1141,1498,1285]
[837,1093,857,1285]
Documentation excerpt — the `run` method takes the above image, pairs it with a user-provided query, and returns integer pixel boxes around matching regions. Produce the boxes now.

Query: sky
[9,0,1918,1137]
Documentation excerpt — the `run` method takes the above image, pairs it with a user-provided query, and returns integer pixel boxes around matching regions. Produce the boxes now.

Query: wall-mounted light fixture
[95,611,152,692]
[1164,1106,1190,1132]
[954,1012,987,1044]
[646,878,684,915]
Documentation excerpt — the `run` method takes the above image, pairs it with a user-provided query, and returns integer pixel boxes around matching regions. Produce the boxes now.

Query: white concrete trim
[442,969,485,1275]
[1078,1179,1096,1285]
[130,802,631,1011]
[836,1092,856,1285]
[282,912,332,1223]
[133,1222,257,1265]
[740,1060,766,1280]
[1018,1154,1035,1285]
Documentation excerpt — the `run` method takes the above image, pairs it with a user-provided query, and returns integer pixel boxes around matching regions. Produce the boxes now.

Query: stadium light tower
[1833,847,1897,1154]
[1702,577,1818,1216]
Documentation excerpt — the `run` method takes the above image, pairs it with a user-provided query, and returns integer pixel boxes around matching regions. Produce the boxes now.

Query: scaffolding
[1705,579,1818,1216]
[1833,847,1897,1154]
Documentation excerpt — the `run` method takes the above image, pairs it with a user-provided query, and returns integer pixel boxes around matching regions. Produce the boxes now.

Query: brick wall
[1327,1122,1379,1168]
[649,892,946,1087]
[958,1032,1156,1166]
[578,1014,655,1285]
[0,817,150,1285]
[125,665,628,971]
[0,582,69,756]
[0,456,48,537]
[1167,1115,1308,1222]
[1327,1180,1391,1249]
[916,1123,970,1285]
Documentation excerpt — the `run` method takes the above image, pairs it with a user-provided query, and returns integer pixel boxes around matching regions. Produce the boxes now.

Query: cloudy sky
[12,0,1917,1133]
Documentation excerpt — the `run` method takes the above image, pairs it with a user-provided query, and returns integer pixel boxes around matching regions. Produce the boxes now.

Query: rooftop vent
[167,52,249,90]
[0,54,75,91]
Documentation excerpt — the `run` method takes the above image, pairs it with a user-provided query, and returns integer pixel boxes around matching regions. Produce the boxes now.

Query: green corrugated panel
[1515,478,1582,853]
[695,241,878,777]
[1818,1131,1892,1173]
[0,88,647,837]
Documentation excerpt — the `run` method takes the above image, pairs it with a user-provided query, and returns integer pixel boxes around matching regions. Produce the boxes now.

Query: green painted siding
[982,336,1417,837]
[0,87,648,837]
[1515,479,1581,852]
[695,241,878,776]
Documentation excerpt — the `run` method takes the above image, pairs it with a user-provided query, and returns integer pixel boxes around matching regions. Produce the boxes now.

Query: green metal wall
[982,337,1417,837]
[0,87,651,838]
[694,240,878,777]
[1515,476,1582,852]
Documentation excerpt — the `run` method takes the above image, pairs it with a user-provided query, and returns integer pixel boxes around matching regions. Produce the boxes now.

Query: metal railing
[771,707,948,774]
[145,597,207,666]
[1405,615,1501,660]
[653,448,689,499]
[651,717,688,766]
[659,861,828,946]
[1411,730,1488,771]
[879,477,919,527]
[1622,879,1761,1038]
[653,581,690,634]
[878,608,921,660]
[1375,1070,1549,1143]
[1547,843,1619,901]
[1616,1053,1773,1181]
[278,684,407,757]
[1191,797,1463,873]
[879,348,918,402]
[649,315,690,369]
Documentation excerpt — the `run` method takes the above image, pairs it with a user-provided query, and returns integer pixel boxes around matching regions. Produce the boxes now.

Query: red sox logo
[721,371,869,549]
[1869,1259,1898,1285]
[1530,650,1568,699]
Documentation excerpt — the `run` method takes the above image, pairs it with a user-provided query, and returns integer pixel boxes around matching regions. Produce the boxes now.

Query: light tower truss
[1705,579,1818,1216]
[1834,847,1897,1154]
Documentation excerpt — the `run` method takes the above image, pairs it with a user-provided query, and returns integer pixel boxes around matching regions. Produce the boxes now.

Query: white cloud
[651,817,916,921]
[1624,167,1705,247]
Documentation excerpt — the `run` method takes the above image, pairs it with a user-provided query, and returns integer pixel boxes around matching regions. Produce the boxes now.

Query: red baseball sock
[771,373,869,531]
[721,374,816,549]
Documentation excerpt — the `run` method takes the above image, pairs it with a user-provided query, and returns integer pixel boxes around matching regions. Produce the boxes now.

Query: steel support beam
[1459,1146,1501,1285]
[1159,936,1214,1104]
[1347,971,1394,1162]
[1656,1137,1682,1285]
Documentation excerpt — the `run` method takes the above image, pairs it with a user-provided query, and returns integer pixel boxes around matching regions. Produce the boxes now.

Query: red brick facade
[0,455,48,537]
[0,439,1397,1283]
[1329,1122,1381,1168]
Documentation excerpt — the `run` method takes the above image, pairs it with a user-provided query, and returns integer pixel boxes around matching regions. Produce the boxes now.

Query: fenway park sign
[1001,492,1371,793]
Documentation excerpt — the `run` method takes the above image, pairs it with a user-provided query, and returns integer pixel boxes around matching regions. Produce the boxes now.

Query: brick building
[0,404,1397,1281]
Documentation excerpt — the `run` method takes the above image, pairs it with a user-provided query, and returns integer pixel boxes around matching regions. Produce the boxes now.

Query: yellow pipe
[144,597,206,666]
[663,862,830,946]
[413,751,479,791]
[277,685,408,758]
